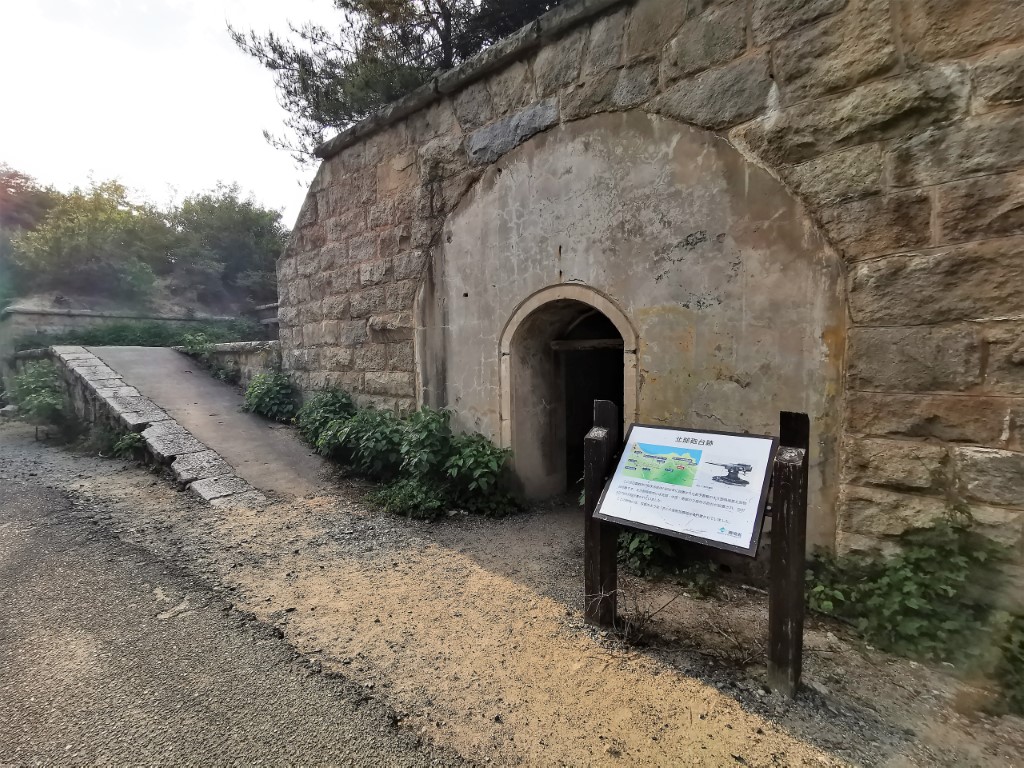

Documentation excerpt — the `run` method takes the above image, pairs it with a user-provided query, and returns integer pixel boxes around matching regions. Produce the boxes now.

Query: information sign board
[593,424,778,556]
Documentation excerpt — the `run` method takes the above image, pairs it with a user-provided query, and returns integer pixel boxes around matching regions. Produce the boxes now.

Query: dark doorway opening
[555,311,624,491]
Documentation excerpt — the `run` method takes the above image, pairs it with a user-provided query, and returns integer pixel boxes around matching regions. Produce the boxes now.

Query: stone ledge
[314,0,629,159]
[50,346,266,509]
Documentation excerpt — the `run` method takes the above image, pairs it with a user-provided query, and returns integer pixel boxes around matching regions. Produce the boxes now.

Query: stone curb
[50,346,267,508]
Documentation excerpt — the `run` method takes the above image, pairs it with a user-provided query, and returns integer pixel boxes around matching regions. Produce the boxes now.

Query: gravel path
[0,474,461,766]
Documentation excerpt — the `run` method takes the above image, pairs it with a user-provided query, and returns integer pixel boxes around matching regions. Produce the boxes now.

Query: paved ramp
[89,347,328,498]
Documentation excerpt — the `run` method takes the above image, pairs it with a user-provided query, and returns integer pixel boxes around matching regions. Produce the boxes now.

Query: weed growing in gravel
[112,431,146,460]
[7,361,65,426]
[806,519,1024,714]
[243,372,298,422]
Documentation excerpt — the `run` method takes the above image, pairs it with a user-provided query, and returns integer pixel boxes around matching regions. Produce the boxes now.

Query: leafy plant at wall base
[619,531,677,577]
[295,389,356,445]
[368,478,449,520]
[112,431,146,460]
[990,613,1024,715]
[210,363,242,385]
[806,521,1006,662]
[334,408,406,479]
[8,361,65,424]
[243,372,298,422]
[181,331,213,359]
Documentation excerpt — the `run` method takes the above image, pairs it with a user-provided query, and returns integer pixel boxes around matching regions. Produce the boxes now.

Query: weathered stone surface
[896,0,1024,63]
[611,63,659,109]
[842,436,946,491]
[367,312,414,342]
[359,259,391,287]
[388,341,415,372]
[190,475,255,502]
[651,54,773,130]
[938,171,1024,244]
[418,134,466,182]
[52,346,89,356]
[968,504,1024,548]
[350,287,387,318]
[751,0,847,44]
[773,0,898,103]
[984,323,1024,396]
[0,404,20,418]
[321,346,354,371]
[376,150,417,196]
[120,408,171,430]
[145,430,208,463]
[973,48,1024,110]
[486,61,537,116]
[838,485,948,538]
[385,280,418,312]
[393,251,429,280]
[92,385,140,399]
[661,2,747,84]
[73,365,118,380]
[365,371,415,397]
[108,395,157,415]
[340,320,369,346]
[888,109,1024,189]
[533,28,585,96]
[817,190,931,260]
[782,143,883,206]
[467,98,559,165]
[734,66,969,165]
[406,99,461,146]
[955,446,1024,507]
[450,81,493,134]
[623,0,691,59]
[847,326,982,392]
[583,8,626,74]
[848,238,1024,325]
[846,392,1023,447]
[354,343,388,371]
[561,63,658,120]
[171,449,234,485]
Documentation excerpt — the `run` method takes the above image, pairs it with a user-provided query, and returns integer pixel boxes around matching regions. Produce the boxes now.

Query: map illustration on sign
[594,425,778,556]
[622,443,701,487]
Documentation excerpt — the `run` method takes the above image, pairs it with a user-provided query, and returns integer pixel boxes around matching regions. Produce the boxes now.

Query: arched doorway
[500,286,638,499]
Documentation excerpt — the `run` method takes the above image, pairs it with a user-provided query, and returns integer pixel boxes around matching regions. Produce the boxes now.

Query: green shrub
[368,477,449,519]
[295,389,356,445]
[303,400,517,520]
[243,372,298,422]
[990,612,1024,715]
[8,361,65,424]
[619,531,678,577]
[112,431,146,459]
[322,407,405,478]
[806,521,1005,663]
[180,331,214,358]
[13,319,262,352]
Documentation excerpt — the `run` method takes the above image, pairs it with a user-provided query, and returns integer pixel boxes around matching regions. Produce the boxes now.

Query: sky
[0,0,342,227]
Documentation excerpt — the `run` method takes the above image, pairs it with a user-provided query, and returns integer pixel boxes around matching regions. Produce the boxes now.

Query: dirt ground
[2,420,1023,767]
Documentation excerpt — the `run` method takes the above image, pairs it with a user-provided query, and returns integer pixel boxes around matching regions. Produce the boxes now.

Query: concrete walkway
[89,347,328,498]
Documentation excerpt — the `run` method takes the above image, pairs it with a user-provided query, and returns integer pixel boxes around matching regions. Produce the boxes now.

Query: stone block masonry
[278,0,1024,557]
[50,346,265,507]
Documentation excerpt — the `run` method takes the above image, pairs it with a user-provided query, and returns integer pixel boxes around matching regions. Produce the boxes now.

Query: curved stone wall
[277,0,1024,558]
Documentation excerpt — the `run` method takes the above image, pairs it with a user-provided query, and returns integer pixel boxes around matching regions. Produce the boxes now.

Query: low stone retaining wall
[191,341,281,389]
[50,345,265,507]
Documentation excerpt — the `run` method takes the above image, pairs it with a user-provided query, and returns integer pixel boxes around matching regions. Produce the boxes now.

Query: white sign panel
[593,425,778,556]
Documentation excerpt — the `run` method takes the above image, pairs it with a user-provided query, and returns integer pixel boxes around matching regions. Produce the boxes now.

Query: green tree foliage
[231,0,563,159]
[2,167,288,307]
[0,165,60,305]
[171,184,288,305]
[11,180,174,298]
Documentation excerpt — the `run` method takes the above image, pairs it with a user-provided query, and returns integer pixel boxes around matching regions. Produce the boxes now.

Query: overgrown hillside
[0,164,286,316]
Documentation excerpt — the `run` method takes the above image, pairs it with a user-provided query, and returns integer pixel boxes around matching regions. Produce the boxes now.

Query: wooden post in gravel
[584,399,619,627]
[768,411,810,697]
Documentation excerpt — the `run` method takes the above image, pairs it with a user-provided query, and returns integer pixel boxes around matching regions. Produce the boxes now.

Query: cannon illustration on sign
[709,462,753,486]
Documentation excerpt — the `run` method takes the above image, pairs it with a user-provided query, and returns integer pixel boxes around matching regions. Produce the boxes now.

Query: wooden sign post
[583,399,619,627]
[581,405,810,698]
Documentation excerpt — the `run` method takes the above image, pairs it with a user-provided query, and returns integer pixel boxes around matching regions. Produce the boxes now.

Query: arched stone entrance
[499,285,638,498]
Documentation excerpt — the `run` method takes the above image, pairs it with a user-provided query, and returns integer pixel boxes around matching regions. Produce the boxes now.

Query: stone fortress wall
[277,0,1024,560]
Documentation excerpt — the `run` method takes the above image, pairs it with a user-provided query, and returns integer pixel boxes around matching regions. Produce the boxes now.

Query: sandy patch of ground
[3,421,1023,766]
